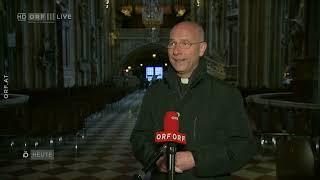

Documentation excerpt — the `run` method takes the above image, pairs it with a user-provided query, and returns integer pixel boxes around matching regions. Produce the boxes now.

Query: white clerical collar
[180,78,189,84]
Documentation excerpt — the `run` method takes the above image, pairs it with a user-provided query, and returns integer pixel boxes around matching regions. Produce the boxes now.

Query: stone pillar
[262,0,284,88]
[196,0,202,23]
[307,0,320,104]
[79,1,89,86]
[207,0,213,56]
[239,0,285,89]
[74,1,81,87]
[32,1,41,88]
[97,17,103,84]
[0,0,5,79]
[189,0,195,21]
[262,0,271,88]
[24,2,32,88]
[80,2,87,59]
[103,1,110,83]
[315,40,320,137]
[238,0,249,87]
[43,0,52,88]
[249,0,259,88]
[111,0,119,77]
[315,40,320,105]
[68,0,76,87]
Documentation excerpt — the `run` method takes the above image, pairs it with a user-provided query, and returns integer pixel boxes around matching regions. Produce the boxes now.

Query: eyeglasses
[167,40,204,49]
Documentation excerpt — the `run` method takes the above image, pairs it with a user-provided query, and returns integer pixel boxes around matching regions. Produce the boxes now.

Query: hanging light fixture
[104,0,110,9]
[142,0,163,43]
[142,0,163,28]
[175,0,186,17]
[121,0,133,16]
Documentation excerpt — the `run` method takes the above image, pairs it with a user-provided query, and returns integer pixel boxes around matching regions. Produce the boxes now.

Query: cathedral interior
[0,0,320,179]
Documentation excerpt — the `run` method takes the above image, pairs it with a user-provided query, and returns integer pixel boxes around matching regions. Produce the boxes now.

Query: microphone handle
[133,144,167,179]
[167,142,177,180]
[143,144,167,172]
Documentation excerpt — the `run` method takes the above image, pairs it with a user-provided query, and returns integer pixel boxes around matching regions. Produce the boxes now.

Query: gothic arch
[120,42,168,68]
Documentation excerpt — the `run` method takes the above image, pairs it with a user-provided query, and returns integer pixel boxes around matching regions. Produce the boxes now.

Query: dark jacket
[130,59,257,180]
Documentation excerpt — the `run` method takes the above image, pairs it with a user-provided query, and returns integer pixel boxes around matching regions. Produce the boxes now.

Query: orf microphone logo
[171,116,178,120]
[17,13,27,21]
[155,131,187,144]
[164,111,180,132]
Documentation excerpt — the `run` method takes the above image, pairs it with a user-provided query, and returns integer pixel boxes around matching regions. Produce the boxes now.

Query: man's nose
[172,45,182,55]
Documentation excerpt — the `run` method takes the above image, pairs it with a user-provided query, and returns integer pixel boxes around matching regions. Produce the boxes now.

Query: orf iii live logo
[17,12,72,23]
[17,13,27,21]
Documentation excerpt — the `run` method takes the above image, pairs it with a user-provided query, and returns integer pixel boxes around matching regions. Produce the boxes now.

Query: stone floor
[0,90,277,180]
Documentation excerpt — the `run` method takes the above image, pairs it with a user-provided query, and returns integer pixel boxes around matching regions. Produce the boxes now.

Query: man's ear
[199,42,207,57]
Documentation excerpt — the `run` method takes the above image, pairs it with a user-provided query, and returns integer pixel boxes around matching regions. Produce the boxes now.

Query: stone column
[103,1,110,82]
[43,0,50,88]
[307,0,320,104]
[111,0,118,77]
[189,0,195,21]
[238,0,249,87]
[207,0,213,56]
[249,0,259,88]
[196,0,203,23]
[79,1,89,86]
[315,41,320,137]
[0,0,5,80]
[80,2,87,59]
[195,0,200,22]
[317,41,320,104]
[17,0,28,88]
[68,0,76,87]
[97,17,103,84]
[32,1,41,88]
[262,0,271,88]
[274,1,286,89]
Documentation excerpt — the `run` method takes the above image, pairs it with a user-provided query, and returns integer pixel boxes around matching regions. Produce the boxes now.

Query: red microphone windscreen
[163,111,179,132]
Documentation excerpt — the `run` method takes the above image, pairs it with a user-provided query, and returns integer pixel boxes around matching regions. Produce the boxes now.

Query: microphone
[132,144,168,180]
[133,112,186,180]
[154,111,186,145]
[164,111,179,132]
[154,111,186,180]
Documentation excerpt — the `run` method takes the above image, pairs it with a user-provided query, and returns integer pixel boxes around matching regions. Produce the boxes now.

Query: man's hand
[156,155,167,173]
[156,151,195,173]
[175,151,195,172]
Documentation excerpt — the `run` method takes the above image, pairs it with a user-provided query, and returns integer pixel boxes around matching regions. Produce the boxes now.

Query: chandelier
[121,0,133,16]
[142,0,163,28]
[175,0,186,17]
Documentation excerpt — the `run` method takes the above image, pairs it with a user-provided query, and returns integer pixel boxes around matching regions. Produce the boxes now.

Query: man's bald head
[168,21,207,78]
[170,21,205,42]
